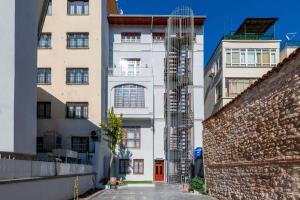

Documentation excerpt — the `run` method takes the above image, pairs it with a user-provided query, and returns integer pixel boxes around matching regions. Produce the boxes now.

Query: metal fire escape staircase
[165,10,194,183]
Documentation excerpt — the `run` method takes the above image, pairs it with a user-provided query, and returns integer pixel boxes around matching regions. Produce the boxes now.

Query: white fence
[0,159,93,180]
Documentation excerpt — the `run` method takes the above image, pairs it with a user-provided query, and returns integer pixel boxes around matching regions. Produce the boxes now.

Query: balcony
[108,67,153,77]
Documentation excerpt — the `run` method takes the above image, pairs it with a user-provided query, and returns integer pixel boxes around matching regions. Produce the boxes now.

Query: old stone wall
[203,49,300,200]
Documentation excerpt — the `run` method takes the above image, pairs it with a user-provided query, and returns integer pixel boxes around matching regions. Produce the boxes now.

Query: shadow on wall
[115,145,133,181]
[36,87,107,161]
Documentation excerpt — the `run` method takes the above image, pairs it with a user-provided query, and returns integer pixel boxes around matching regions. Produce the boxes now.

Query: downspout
[150,16,155,182]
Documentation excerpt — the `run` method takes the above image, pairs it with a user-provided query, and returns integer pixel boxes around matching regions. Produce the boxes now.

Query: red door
[154,160,164,181]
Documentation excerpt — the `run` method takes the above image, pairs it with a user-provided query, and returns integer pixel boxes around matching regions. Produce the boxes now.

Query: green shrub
[190,177,207,194]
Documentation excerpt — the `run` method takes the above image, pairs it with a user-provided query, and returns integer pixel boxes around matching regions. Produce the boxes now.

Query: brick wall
[203,49,300,200]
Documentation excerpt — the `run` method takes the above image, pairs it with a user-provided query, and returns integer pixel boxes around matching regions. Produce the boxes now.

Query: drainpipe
[150,15,155,182]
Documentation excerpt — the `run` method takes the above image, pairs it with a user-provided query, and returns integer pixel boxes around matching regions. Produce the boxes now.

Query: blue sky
[118,0,300,65]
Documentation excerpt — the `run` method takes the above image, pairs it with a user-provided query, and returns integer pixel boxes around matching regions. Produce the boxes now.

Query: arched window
[114,84,145,108]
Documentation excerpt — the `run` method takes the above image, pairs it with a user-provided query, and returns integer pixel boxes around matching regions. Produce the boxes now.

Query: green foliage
[100,107,124,155]
[190,177,207,195]
[73,176,79,200]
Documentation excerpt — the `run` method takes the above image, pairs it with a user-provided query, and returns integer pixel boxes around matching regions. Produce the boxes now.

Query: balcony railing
[37,143,94,154]
[223,32,275,40]
[108,67,153,77]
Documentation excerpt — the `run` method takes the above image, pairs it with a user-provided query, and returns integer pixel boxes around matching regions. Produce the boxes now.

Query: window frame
[66,68,89,85]
[121,32,141,43]
[122,127,141,149]
[37,68,51,85]
[47,0,52,16]
[71,136,89,153]
[225,48,277,67]
[215,81,222,102]
[119,159,131,174]
[38,33,52,49]
[225,78,257,98]
[37,102,51,119]
[152,32,165,43]
[67,0,89,16]
[66,102,88,119]
[67,33,89,49]
[133,159,144,175]
[114,84,145,108]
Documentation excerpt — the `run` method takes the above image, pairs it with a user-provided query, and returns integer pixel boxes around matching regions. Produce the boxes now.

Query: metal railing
[223,32,275,40]
[108,67,153,77]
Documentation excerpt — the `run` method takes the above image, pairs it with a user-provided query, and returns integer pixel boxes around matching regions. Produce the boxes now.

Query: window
[232,50,240,65]
[114,84,145,108]
[271,50,276,64]
[72,137,89,153]
[225,48,277,67]
[38,33,51,49]
[215,54,222,72]
[215,81,222,102]
[67,0,89,15]
[120,59,141,76]
[247,50,255,66]
[153,33,165,43]
[66,68,88,84]
[37,68,51,84]
[133,159,144,174]
[121,33,141,43]
[37,102,51,118]
[119,159,130,174]
[66,102,88,119]
[67,33,89,49]
[47,0,52,15]
[123,127,140,148]
[37,137,44,152]
[225,78,256,97]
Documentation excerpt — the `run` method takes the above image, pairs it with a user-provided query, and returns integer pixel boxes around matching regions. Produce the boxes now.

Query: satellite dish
[286,33,297,41]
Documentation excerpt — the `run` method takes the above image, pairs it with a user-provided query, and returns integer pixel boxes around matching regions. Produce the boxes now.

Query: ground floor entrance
[154,160,164,181]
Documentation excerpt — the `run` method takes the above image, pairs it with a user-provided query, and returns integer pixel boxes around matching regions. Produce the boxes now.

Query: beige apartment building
[204,18,281,118]
[37,0,117,177]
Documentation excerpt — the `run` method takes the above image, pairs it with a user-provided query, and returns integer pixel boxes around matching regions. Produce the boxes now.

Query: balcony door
[120,58,140,76]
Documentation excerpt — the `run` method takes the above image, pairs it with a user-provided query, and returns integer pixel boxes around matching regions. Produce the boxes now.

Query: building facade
[37,0,117,181]
[204,18,281,118]
[0,0,48,156]
[107,14,205,182]
[280,40,300,61]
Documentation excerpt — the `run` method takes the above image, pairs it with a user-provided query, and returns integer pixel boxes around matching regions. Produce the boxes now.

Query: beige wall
[37,0,104,141]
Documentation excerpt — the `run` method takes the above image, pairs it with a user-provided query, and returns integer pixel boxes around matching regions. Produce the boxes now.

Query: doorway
[154,160,164,181]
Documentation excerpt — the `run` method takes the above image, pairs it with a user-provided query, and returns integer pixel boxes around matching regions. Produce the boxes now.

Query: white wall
[0,174,94,200]
[108,22,205,181]
[0,159,93,180]
[0,0,38,155]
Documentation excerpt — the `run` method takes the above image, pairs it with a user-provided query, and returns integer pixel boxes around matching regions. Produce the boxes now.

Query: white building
[280,40,300,61]
[204,18,281,118]
[107,14,205,182]
[0,0,48,156]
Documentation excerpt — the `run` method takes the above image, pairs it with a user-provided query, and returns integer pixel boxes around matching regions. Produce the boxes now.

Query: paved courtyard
[91,183,215,200]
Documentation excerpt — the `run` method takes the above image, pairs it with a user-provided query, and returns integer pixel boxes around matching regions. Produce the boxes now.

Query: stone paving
[91,183,215,200]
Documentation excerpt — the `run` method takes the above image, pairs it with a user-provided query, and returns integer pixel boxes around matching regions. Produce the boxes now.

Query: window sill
[37,83,52,85]
[67,47,90,50]
[66,83,89,85]
[38,48,52,50]
[67,14,89,16]
[37,117,51,119]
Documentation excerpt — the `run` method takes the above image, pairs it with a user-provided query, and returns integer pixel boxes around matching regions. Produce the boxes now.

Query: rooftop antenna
[286,33,297,41]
